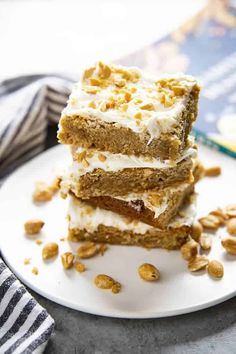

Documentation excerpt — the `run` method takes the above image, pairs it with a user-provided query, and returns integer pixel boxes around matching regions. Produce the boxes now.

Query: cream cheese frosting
[70,146,196,177]
[67,195,196,234]
[118,193,168,218]
[116,181,191,218]
[61,63,199,142]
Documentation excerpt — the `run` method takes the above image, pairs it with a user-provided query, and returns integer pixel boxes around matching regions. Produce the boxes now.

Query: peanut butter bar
[58,62,200,160]
[67,196,196,250]
[79,182,194,229]
[60,147,195,198]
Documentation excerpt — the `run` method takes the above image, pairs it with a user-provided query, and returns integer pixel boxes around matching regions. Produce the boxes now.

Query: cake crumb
[35,239,43,245]
[49,176,61,193]
[74,261,86,273]
[32,267,39,275]
[32,181,53,202]
[24,258,31,265]
[111,282,122,294]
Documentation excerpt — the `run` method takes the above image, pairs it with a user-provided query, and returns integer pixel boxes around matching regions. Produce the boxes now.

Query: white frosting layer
[61,65,198,141]
[70,146,196,177]
[117,181,190,218]
[120,193,168,218]
[68,195,196,234]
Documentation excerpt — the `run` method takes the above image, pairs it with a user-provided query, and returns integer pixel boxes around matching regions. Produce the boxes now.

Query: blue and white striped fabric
[0,74,75,353]
[0,260,54,354]
[0,74,74,178]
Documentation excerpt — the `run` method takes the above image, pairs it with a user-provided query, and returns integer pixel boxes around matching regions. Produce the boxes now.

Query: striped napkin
[0,74,74,178]
[0,74,74,353]
[0,260,54,353]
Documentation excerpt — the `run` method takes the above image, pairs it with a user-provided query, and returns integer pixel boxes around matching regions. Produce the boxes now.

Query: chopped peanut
[98,153,107,162]
[32,267,39,275]
[24,219,44,235]
[77,242,98,259]
[204,166,221,177]
[35,240,43,245]
[32,182,53,202]
[180,239,199,261]
[42,242,59,260]
[24,258,31,265]
[188,255,209,272]
[74,261,86,273]
[49,176,61,193]
[61,252,74,269]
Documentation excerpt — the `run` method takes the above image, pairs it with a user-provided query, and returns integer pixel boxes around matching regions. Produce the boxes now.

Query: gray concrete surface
[32,290,236,354]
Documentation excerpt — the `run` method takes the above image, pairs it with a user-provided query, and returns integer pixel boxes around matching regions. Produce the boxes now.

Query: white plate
[0,144,236,319]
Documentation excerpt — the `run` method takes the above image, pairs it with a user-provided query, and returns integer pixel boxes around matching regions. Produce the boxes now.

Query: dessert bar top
[61,62,200,142]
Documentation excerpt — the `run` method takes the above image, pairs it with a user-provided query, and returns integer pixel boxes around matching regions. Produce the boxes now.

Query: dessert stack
[58,62,201,250]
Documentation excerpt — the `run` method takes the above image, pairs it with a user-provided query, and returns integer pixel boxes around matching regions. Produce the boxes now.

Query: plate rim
[2,253,236,319]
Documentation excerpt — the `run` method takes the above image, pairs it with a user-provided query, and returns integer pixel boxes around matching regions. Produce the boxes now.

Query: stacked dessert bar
[58,62,200,249]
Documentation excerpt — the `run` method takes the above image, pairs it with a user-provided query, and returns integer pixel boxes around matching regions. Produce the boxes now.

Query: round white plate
[0,144,236,319]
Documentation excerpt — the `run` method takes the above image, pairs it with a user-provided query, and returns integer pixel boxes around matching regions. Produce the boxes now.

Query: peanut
[77,242,98,259]
[138,263,160,281]
[190,221,203,241]
[221,238,236,255]
[204,166,221,177]
[207,260,224,278]
[24,219,44,235]
[61,252,74,269]
[199,233,212,251]
[180,239,199,261]
[226,218,236,236]
[42,242,58,260]
[199,214,220,230]
[74,261,86,273]
[94,274,115,289]
[188,255,209,272]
